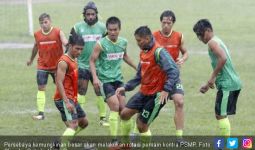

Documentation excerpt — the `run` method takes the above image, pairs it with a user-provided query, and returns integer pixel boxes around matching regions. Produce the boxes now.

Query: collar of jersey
[106,36,119,44]
[42,27,53,35]
[160,29,173,38]
[65,54,75,62]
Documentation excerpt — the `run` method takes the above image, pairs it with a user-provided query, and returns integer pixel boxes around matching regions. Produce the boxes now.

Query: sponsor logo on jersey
[107,52,124,60]
[140,61,150,64]
[39,41,57,45]
[82,34,102,42]
[165,44,178,48]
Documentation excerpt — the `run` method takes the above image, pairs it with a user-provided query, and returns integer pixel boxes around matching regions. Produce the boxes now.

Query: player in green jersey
[71,1,108,126]
[193,19,242,136]
[90,16,136,144]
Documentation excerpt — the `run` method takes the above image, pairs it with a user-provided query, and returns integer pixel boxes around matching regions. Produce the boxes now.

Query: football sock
[133,121,140,134]
[74,126,83,136]
[96,96,107,118]
[61,128,76,149]
[141,129,151,149]
[37,90,45,113]
[176,130,183,137]
[109,111,119,137]
[218,117,231,136]
[120,119,132,143]
[77,94,86,108]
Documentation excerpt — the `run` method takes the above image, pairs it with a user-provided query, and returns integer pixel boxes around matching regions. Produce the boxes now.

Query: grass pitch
[0,0,254,136]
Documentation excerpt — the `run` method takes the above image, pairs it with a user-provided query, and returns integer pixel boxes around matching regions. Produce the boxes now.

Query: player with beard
[71,1,109,126]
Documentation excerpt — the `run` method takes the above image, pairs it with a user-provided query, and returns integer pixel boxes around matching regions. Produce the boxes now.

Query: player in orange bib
[54,33,88,148]
[116,26,182,147]
[153,10,188,139]
[27,13,68,120]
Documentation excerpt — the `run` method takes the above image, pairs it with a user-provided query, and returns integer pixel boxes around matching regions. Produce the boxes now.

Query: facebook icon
[214,138,224,149]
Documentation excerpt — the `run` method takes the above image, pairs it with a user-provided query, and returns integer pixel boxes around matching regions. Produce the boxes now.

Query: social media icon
[242,138,252,149]
[227,138,238,149]
[214,138,224,149]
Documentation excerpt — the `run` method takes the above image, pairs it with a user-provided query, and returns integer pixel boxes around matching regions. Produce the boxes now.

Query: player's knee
[120,111,131,120]
[174,97,184,109]
[78,88,87,95]
[177,99,184,108]
[79,118,88,129]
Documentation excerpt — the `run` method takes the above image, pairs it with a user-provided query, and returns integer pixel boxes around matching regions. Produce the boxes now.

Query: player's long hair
[83,1,98,25]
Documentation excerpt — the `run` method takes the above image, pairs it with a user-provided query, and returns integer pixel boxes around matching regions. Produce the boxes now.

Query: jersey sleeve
[124,63,141,91]
[156,48,180,92]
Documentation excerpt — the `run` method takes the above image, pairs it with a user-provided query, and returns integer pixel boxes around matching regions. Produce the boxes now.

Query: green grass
[0,0,254,136]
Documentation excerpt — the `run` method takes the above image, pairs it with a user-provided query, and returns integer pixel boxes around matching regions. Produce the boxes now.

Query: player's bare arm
[207,39,227,88]
[90,43,102,90]
[123,52,137,70]
[117,63,141,96]
[176,36,188,66]
[60,30,68,51]
[27,43,38,66]
[56,61,74,112]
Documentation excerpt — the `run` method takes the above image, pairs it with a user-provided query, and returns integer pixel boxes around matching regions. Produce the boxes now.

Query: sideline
[0,43,33,49]
[0,42,207,54]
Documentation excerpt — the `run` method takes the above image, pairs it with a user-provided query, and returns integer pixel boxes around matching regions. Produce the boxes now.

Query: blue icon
[214,138,224,149]
[227,138,238,149]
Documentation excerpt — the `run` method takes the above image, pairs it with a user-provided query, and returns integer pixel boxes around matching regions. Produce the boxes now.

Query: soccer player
[153,10,187,138]
[27,13,68,120]
[90,16,136,143]
[54,33,88,147]
[193,19,242,136]
[71,1,108,126]
[116,26,182,146]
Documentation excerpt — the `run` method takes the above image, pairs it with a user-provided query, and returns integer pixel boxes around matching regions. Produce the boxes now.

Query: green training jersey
[208,36,242,91]
[74,21,106,69]
[97,36,127,83]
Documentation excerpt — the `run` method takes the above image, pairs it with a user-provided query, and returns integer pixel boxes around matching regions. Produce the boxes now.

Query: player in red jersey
[54,33,88,148]
[27,13,68,120]
[153,10,188,138]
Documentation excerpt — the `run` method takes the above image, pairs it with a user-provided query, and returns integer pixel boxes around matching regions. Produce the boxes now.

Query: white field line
[0,108,57,115]
[2,105,170,115]
[0,107,99,115]
[0,43,33,49]
[0,0,64,5]
[0,43,207,54]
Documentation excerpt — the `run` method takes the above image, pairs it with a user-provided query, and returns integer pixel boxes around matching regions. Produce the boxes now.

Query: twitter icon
[227,138,238,149]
